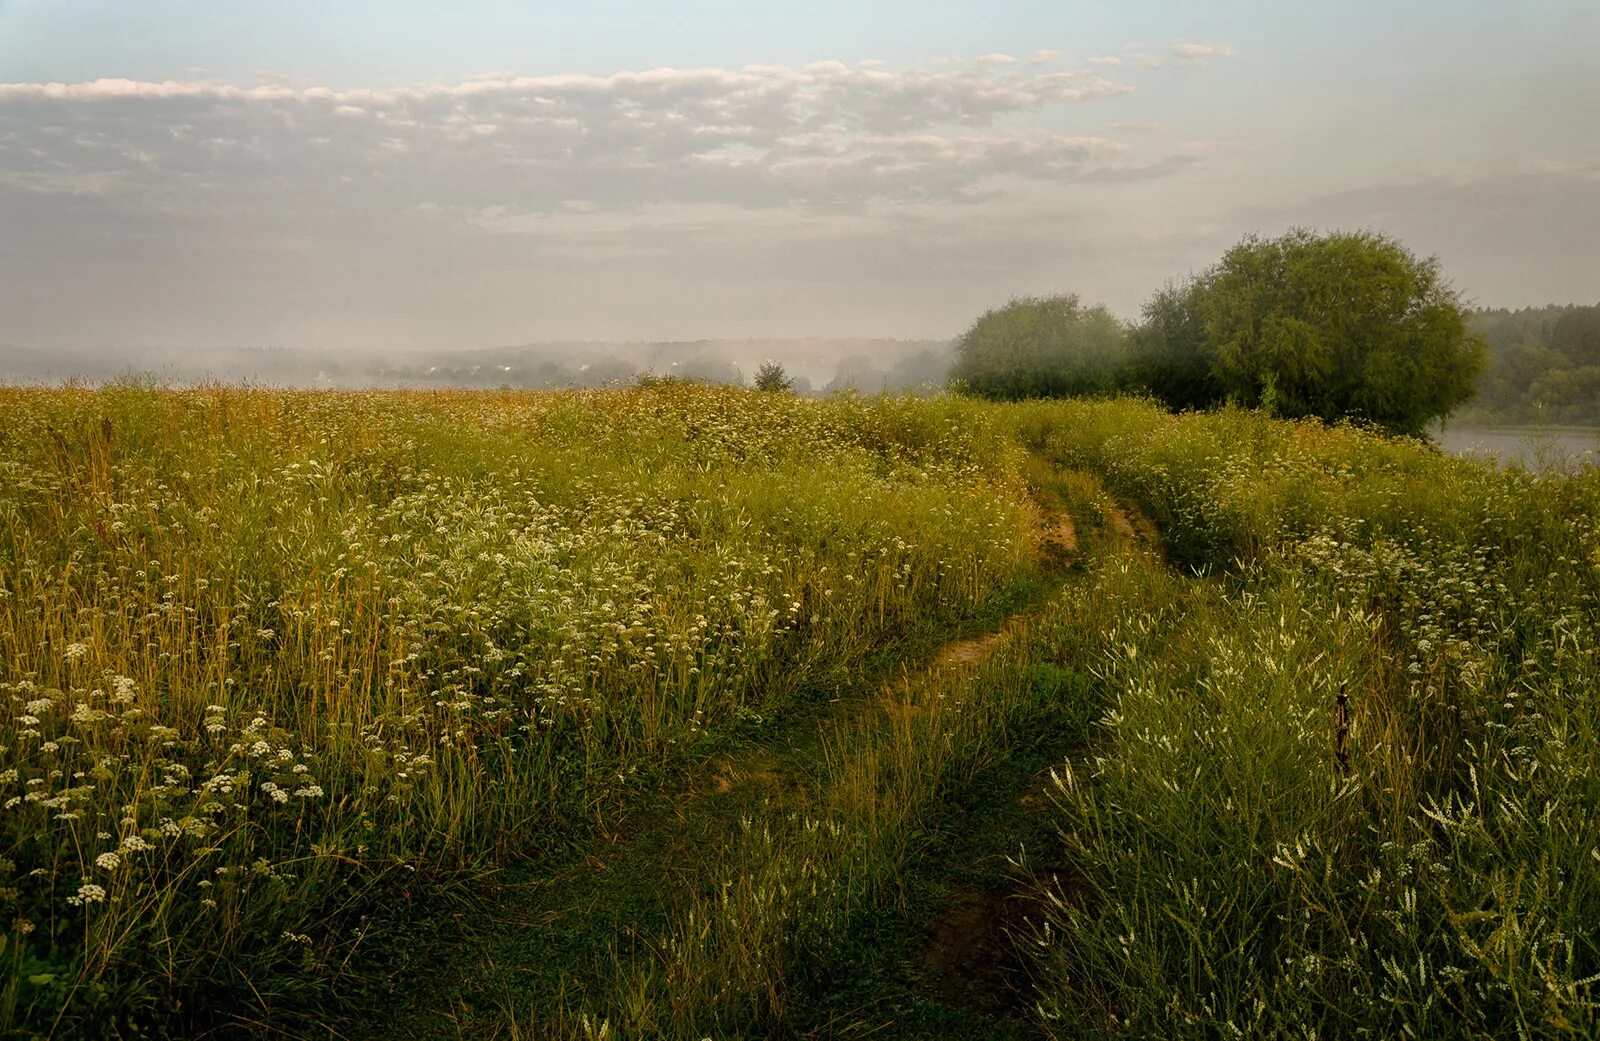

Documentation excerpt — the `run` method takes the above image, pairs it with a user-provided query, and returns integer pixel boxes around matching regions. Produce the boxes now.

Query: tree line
[1465,304,1600,424]
[949,228,1490,436]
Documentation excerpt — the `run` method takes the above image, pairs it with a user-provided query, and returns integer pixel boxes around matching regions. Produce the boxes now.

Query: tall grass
[543,473,1118,1040]
[0,382,1037,1037]
[11,384,1598,1038]
[1016,399,1600,1038]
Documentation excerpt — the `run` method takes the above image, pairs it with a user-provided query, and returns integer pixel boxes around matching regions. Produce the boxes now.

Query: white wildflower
[71,703,103,724]
[67,883,107,906]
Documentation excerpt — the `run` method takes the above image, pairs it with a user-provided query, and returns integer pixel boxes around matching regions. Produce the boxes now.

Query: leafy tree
[1195,229,1485,434]
[752,360,793,392]
[949,294,1129,400]
[1127,280,1225,410]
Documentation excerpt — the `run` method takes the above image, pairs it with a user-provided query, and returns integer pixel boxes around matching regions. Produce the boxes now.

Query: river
[1436,426,1600,469]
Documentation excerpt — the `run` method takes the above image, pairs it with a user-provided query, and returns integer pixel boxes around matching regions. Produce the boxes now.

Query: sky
[1,0,1596,353]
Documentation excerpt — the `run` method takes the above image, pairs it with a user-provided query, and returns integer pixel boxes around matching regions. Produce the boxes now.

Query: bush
[949,294,1129,401]
[752,361,793,393]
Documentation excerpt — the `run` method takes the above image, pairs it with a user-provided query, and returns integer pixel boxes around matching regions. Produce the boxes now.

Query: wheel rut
[338,470,1140,1041]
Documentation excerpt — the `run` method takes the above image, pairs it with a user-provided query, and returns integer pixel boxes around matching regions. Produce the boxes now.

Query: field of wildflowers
[0,382,1037,1037]
[5,383,1598,1039]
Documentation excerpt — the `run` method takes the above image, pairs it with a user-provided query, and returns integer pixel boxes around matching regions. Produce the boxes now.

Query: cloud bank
[0,57,1152,215]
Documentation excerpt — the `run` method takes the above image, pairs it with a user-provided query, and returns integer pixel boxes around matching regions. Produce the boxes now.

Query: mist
[0,338,958,395]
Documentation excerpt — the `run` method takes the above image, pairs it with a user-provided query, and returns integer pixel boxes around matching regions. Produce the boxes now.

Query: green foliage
[1016,397,1600,1039]
[1467,303,1600,423]
[753,360,793,393]
[1196,228,1485,434]
[966,232,1484,433]
[949,294,1129,401]
[1125,281,1223,411]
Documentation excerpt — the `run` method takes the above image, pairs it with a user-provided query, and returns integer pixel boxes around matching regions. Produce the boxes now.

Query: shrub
[949,294,1129,401]
[752,361,793,393]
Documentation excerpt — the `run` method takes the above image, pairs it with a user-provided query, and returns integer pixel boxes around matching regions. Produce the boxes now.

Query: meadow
[2,383,1597,1039]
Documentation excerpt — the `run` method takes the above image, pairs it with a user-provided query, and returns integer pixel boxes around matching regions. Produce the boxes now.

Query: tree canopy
[1127,229,1485,434]
[1127,281,1224,411]
[949,294,1128,401]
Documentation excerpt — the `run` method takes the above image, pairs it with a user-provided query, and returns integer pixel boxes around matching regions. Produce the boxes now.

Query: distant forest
[1464,303,1600,425]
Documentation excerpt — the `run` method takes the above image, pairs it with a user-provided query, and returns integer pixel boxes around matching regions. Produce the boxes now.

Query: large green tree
[1194,229,1485,434]
[949,294,1128,401]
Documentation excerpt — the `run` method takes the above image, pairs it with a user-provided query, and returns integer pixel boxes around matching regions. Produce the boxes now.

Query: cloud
[1170,42,1235,63]
[0,56,1241,349]
[1120,42,1235,71]
[0,59,1148,213]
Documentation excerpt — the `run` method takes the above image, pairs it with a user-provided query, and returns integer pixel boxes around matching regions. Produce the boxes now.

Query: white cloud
[1118,42,1235,71]
[1170,42,1235,62]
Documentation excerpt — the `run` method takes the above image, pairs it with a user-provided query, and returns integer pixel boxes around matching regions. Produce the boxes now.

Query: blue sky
[1,0,1595,350]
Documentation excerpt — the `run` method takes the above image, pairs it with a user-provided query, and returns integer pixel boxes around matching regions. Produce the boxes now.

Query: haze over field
[0,338,956,392]
[1,0,1597,361]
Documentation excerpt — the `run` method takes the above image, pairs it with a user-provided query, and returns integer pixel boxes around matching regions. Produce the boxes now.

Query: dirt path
[784,482,1163,1039]
[334,477,1120,1040]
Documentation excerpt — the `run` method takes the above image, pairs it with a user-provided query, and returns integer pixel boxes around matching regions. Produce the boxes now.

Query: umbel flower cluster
[0,382,1035,1034]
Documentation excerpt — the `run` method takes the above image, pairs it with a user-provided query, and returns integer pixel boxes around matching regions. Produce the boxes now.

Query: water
[1437,426,1600,469]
